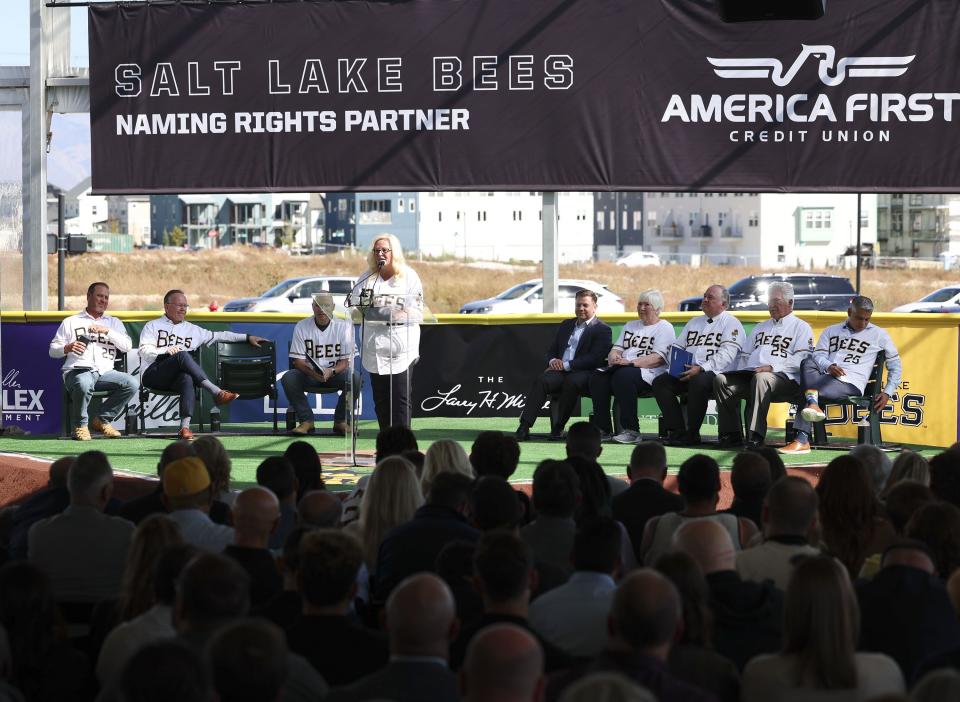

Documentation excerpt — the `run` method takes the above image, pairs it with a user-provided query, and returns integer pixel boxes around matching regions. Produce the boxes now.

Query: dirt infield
[1,450,822,508]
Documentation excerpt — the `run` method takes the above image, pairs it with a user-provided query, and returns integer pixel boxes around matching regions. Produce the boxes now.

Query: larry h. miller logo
[706,44,915,87]
[660,43,958,145]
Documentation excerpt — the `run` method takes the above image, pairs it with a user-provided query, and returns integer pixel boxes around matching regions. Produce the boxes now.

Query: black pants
[519,369,592,433]
[651,370,717,437]
[369,367,412,431]
[590,367,654,433]
[142,351,207,418]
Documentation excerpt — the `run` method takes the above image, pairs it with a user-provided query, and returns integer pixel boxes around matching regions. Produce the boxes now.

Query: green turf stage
[0,416,943,491]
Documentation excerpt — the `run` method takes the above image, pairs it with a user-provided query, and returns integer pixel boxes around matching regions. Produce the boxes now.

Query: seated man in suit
[515,289,612,441]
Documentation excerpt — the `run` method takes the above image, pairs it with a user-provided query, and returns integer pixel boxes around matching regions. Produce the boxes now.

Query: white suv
[460,279,625,314]
[223,276,357,313]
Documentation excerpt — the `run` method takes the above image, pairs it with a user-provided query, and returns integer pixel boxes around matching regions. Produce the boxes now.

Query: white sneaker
[800,404,826,423]
[613,430,642,444]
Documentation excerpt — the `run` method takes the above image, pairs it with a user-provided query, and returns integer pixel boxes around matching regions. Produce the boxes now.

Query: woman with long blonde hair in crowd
[420,439,474,496]
[352,455,423,573]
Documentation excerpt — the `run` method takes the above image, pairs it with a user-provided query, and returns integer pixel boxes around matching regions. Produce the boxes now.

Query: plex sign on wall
[89,0,960,193]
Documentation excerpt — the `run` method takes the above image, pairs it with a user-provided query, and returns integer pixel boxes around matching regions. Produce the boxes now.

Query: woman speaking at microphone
[353,233,424,430]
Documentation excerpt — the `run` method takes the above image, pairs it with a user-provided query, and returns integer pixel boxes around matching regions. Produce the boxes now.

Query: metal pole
[856,193,862,294]
[542,192,558,313]
[57,193,65,310]
[615,192,620,258]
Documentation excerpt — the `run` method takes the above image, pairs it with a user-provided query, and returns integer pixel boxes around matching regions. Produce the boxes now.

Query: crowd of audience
[2,424,960,702]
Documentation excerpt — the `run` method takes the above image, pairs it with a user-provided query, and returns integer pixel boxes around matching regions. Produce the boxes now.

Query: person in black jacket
[515,290,612,441]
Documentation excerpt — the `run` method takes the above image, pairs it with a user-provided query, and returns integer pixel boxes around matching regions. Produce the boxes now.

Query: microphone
[377,259,385,269]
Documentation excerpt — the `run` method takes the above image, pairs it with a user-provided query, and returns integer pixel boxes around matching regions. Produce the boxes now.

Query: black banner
[414,323,558,418]
[90,0,960,193]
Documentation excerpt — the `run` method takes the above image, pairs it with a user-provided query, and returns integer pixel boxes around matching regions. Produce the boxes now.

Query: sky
[1,1,90,67]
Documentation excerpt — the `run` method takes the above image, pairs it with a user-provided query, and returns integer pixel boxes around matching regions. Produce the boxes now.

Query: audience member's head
[880,539,936,574]
[815,455,877,576]
[175,553,250,630]
[673,519,736,574]
[232,487,281,548]
[558,672,656,702]
[297,490,343,528]
[883,480,933,534]
[913,669,960,702]
[460,624,544,702]
[385,573,458,658]
[297,529,363,612]
[850,445,893,496]
[427,471,475,514]
[764,476,818,538]
[608,569,682,660]
[531,460,580,519]
[470,431,521,480]
[929,451,960,508]
[566,456,612,523]
[573,517,621,575]
[750,445,787,484]
[473,530,534,608]
[284,440,324,500]
[68,449,114,509]
[255,456,297,504]
[782,555,859,689]
[401,449,426,478]
[118,514,185,622]
[730,451,771,502]
[906,500,960,579]
[207,619,288,702]
[375,426,418,462]
[192,435,231,500]
[157,440,197,478]
[359,455,423,569]
[627,442,668,483]
[470,476,522,531]
[654,551,712,647]
[162,456,213,511]
[278,527,310,582]
[676,454,721,507]
[120,640,212,702]
[421,439,475,496]
[152,544,201,609]
[883,450,930,495]
[566,422,603,461]
[47,456,75,489]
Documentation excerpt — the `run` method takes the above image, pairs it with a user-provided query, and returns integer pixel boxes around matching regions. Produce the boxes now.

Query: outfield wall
[1,311,956,447]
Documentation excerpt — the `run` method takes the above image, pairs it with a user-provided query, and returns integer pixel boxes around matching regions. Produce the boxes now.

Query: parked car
[892,286,960,313]
[223,275,356,313]
[677,274,856,312]
[460,279,625,314]
[615,250,662,267]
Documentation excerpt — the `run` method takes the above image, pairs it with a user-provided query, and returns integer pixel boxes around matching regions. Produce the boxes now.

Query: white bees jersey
[48,311,132,376]
[812,321,902,394]
[739,313,814,383]
[677,311,745,374]
[612,319,676,384]
[290,316,354,370]
[138,317,246,372]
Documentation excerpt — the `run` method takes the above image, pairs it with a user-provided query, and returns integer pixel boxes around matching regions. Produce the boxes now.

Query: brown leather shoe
[778,439,811,455]
[91,417,121,438]
[332,421,351,436]
[178,427,195,441]
[291,420,315,435]
[73,426,92,441]
[214,390,239,406]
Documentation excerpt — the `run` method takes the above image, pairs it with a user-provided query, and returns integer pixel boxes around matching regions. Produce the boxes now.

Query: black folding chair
[139,349,204,434]
[61,354,133,437]
[811,351,886,448]
[215,340,278,432]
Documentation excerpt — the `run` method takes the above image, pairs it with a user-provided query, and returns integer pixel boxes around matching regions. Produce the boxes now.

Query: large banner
[89,0,960,194]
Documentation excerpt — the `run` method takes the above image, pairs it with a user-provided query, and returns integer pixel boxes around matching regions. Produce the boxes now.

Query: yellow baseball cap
[162,456,211,497]
[312,292,336,316]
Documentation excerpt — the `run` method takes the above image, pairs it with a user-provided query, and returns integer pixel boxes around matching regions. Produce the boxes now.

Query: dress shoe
[664,432,701,447]
[515,424,530,442]
[332,421,351,436]
[178,427,195,441]
[91,417,122,438]
[291,420,315,435]
[598,431,613,442]
[717,432,744,449]
[214,390,240,406]
[73,426,91,441]
[548,431,567,442]
[779,439,811,455]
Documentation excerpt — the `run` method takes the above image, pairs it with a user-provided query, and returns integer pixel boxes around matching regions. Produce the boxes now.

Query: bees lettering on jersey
[622,331,655,353]
[304,340,343,360]
[157,329,193,348]
[754,333,792,359]
[685,330,724,348]
[828,336,870,355]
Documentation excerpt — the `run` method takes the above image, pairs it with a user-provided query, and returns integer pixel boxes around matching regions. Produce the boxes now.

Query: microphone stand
[355,262,384,452]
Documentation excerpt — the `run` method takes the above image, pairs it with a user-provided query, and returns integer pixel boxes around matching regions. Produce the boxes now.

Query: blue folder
[669,346,694,377]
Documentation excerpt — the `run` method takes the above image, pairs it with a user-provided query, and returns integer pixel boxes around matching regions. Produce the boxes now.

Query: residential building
[593,192,644,260]
[876,193,955,259]
[324,192,419,253]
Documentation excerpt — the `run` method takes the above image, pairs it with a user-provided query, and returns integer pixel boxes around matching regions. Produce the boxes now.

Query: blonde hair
[193,435,232,498]
[421,439,475,496]
[883,450,931,495]
[359,456,423,570]
[118,514,184,621]
[366,233,408,277]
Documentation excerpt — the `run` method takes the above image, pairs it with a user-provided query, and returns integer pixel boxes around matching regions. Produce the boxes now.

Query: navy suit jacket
[546,318,612,372]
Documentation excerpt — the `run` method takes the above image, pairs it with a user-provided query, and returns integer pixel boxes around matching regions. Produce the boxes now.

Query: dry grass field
[2,247,960,313]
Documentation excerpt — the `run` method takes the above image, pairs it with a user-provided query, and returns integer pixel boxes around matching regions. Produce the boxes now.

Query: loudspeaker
[717,0,826,22]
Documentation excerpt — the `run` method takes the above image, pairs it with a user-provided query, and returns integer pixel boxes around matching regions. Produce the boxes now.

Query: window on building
[633,211,643,230]
[597,212,605,230]
[609,212,615,229]
[892,211,902,231]
[409,199,416,212]
[398,198,405,213]
[909,194,924,206]
[622,211,628,230]
[748,212,758,227]
[860,211,869,228]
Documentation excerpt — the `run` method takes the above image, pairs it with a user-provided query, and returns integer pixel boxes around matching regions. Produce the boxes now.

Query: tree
[169,226,187,248]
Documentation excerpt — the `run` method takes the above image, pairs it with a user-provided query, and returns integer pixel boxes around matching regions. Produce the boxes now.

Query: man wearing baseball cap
[162,456,234,553]
[281,292,360,436]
